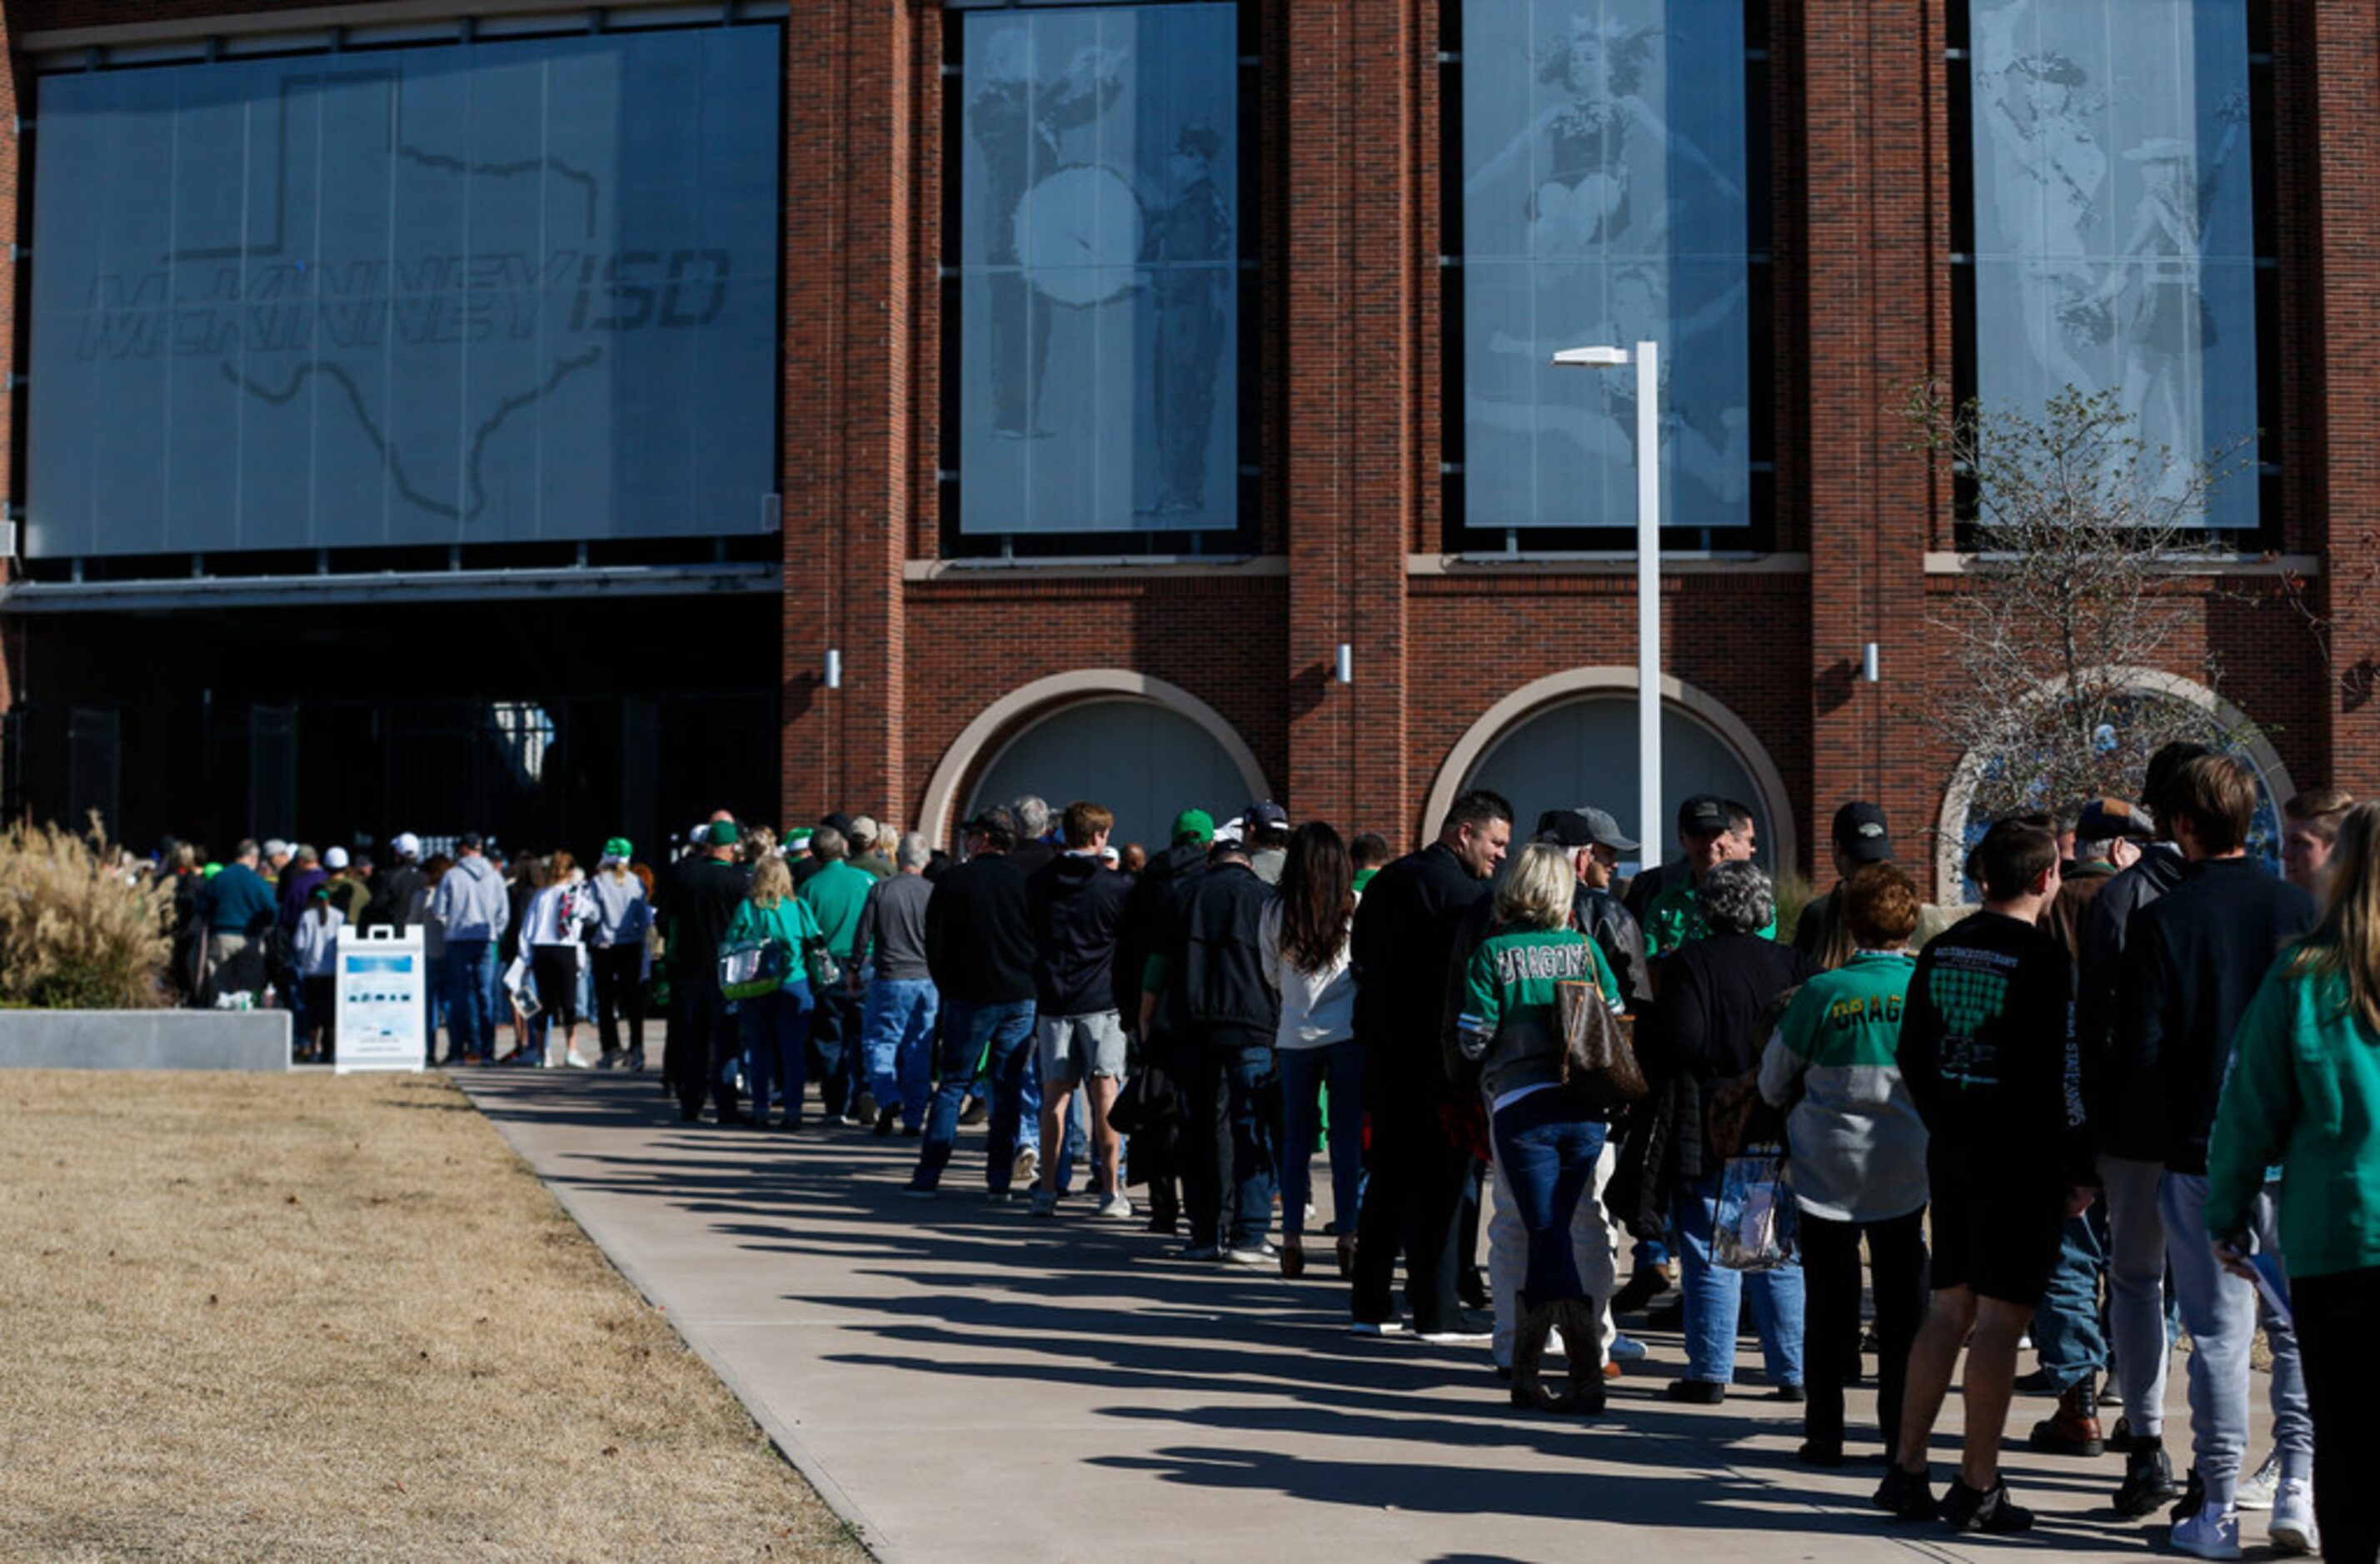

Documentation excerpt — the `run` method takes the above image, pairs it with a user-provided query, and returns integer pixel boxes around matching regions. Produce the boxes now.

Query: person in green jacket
[1759,861,1929,1470]
[728,856,822,1129]
[800,826,878,1123]
[1453,840,1624,1418]
[2208,800,2380,1564]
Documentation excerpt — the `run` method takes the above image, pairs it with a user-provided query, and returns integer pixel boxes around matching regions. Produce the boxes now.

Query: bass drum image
[1013,162,1145,307]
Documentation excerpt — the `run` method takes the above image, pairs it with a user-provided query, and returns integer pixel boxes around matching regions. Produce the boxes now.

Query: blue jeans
[860,977,938,1128]
[1180,1039,1277,1250]
[422,953,449,1063]
[1674,1169,1806,1387]
[1490,1090,1609,1304]
[912,997,1035,1191]
[442,939,496,1060]
[1279,1040,1365,1238]
[2033,1207,2110,1393]
[743,980,814,1124]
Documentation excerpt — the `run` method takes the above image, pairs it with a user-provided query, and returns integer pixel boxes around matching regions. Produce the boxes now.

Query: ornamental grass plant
[0,814,172,1009]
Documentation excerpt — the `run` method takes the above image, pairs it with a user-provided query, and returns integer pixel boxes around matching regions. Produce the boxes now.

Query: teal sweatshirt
[2206,946,2380,1279]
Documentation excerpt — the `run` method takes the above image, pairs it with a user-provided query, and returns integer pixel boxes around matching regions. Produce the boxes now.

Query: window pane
[1459,0,1751,530]
[956,3,1240,535]
[1969,0,2258,528]
[25,28,782,558]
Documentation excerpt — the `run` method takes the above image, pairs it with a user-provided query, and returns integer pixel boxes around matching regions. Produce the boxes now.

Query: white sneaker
[2268,1477,2319,1557]
[2168,1502,2243,1561]
[1011,1143,1040,1188]
[1097,1193,1134,1220]
[2236,1450,2281,1511]
[1225,1242,1279,1267]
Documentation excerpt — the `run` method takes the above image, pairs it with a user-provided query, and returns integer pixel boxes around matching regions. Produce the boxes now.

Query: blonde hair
[1493,842,1576,932]
[750,854,792,909]
[2293,801,2380,1035]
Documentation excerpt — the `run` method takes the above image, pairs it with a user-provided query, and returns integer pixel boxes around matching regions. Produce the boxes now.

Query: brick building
[0,0,2359,892]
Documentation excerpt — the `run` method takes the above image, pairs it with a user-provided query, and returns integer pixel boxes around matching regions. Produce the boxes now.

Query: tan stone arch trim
[1931,665,2298,893]
[916,670,1273,849]
[1420,667,1799,881]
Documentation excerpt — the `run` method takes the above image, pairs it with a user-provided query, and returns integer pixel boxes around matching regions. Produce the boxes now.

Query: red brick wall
[5,0,2369,887]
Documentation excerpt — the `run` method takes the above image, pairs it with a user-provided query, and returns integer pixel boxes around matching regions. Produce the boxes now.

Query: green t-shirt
[1643,877,1778,958]
[725,896,823,964]
[800,860,875,959]
[1761,950,1928,1223]
[1459,926,1623,1042]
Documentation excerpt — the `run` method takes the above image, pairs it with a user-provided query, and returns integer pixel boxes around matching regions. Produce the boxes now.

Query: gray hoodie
[428,854,510,943]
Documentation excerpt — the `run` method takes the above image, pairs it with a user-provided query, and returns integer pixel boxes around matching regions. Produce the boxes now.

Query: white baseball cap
[323,846,350,870]
[390,831,422,860]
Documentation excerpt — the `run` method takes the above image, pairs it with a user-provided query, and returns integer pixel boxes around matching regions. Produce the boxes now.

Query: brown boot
[1559,1298,1608,1414]
[2028,1379,2105,1457]
[1509,1298,1569,1412]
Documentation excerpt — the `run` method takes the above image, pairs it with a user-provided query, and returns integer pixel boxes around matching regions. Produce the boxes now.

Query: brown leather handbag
[1555,970,1648,1108]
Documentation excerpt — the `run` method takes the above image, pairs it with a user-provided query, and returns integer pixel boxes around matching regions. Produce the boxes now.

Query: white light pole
[1552,340,1661,860]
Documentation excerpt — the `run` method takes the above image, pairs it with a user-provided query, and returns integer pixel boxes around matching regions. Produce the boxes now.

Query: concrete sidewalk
[462,1070,2275,1563]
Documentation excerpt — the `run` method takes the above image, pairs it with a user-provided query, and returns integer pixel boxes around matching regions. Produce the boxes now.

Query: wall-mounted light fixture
[1335,643,1353,685]
[1860,642,1880,684]
[825,649,843,690]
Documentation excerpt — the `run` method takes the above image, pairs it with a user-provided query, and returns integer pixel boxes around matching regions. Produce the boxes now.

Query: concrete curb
[0,1009,290,1070]
[464,1088,905,1564]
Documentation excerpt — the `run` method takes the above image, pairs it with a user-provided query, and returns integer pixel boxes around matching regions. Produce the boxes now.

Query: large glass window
[1961,0,2263,528]
[1451,0,1756,537]
[949,2,1245,542]
[25,27,781,559]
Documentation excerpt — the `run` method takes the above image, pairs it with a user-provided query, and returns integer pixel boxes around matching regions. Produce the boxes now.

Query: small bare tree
[1906,381,2256,827]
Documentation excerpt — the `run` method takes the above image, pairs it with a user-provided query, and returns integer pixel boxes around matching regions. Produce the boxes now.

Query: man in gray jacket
[429,832,510,1063]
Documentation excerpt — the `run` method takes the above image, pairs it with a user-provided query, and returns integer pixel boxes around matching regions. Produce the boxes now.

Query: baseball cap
[458,830,484,851]
[1170,808,1215,846]
[1535,806,1637,854]
[1243,800,1289,829]
[603,836,634,863]
[323,845,351,870]
[390,831,422,860]
[964,804,1021,843]
[707,819,741,848]
[309,883,332,900]
[1676,795,1732,836]
[1831,801,1893,864]
[2075,796,2156,844]
[262,838,292,859]
[821,811,856,839]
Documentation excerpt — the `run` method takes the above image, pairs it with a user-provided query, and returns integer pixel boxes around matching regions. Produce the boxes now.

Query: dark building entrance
[2,591,779,864]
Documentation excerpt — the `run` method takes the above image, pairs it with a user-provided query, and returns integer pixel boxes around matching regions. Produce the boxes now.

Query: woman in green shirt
[1454,841,1624,1416]
[727,855,823,1129]
[1759,861,1928,1469]
[2208,802,2380,1564]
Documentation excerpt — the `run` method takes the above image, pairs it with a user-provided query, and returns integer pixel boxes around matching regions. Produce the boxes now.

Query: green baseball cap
[1171,808,1215,846]
[603,836,634,862]
[707,819,741,847]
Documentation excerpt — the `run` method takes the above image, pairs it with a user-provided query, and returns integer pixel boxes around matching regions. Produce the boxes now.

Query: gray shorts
[1035,1009,1127,1084]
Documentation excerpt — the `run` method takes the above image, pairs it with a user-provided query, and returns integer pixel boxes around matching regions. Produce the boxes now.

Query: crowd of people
[140,759,2380,1559]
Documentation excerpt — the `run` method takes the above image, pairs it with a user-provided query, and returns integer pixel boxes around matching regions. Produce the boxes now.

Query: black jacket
[1026,853,1135,1017]
[2114,858,2316,1175]
[2077,844,2188,1159]
[1631,934,1810,1197]
[1351,842,1491,1102]
[1116,839,1207,1029]
[364,862,425,933]
[1636,932,1813,1086]
[1153,859,1278,1048]
[1578,886,1654,1009]
[925,852,1039,1006]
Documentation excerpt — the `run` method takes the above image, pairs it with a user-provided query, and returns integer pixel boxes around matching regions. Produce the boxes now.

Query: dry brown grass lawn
[0,1070,869,1562]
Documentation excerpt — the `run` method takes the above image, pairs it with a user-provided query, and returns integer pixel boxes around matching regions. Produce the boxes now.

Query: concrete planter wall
[0,1009,290,1071]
